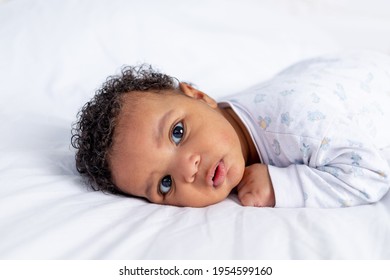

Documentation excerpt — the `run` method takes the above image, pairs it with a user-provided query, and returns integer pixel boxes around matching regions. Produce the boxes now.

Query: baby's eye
[159,175,172,195]
[171,121,184,145]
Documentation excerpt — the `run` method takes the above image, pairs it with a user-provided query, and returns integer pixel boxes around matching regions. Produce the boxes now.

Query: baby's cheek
[226,163,245,194]
[223,129,239,146]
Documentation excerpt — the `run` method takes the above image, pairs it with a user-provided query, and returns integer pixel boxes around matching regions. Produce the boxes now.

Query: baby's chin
[195,189,235,207]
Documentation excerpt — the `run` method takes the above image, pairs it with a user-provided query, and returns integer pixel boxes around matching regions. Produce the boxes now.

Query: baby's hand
[237,164,275,207]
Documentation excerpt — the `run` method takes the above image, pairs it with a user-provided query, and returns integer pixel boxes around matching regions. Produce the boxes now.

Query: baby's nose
[181,154,200,183]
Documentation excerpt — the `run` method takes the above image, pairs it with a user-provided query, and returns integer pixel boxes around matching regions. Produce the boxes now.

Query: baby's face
[108,84,246,207]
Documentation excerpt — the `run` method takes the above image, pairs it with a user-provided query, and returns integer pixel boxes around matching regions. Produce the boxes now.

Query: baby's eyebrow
[145,170,163,202]
[145,175,154,200]
[156,109,175,148]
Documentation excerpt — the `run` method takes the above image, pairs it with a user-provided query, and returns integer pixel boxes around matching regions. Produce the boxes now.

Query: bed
[1,0,390,260]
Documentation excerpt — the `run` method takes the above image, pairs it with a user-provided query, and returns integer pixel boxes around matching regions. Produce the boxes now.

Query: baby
[72,51,390,208]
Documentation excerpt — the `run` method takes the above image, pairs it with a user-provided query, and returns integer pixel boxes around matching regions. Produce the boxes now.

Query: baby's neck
[219,107,260,165]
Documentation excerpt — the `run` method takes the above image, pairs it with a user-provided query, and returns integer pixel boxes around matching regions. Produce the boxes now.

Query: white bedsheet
[1,0,390,259]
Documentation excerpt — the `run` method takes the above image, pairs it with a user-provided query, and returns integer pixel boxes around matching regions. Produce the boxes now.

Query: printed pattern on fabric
[219,51,390,208]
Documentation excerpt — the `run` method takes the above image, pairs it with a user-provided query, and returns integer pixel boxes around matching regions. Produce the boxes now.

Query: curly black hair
[71,64,178,194]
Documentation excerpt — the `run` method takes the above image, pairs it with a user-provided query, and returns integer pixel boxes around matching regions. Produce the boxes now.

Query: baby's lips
[212,161,226,187]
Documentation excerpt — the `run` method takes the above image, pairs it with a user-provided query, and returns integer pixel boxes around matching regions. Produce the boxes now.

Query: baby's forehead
[121,89,187,116]
[113,91,172,137]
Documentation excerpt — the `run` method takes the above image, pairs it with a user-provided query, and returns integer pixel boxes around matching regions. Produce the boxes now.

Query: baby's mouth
[211,161,226,187]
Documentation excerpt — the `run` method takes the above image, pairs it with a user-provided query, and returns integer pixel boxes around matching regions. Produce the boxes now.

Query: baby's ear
[179,82,218,108]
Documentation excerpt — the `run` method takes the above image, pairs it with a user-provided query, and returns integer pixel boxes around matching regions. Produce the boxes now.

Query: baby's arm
[237,164,275,207]
[269,118,390,208]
